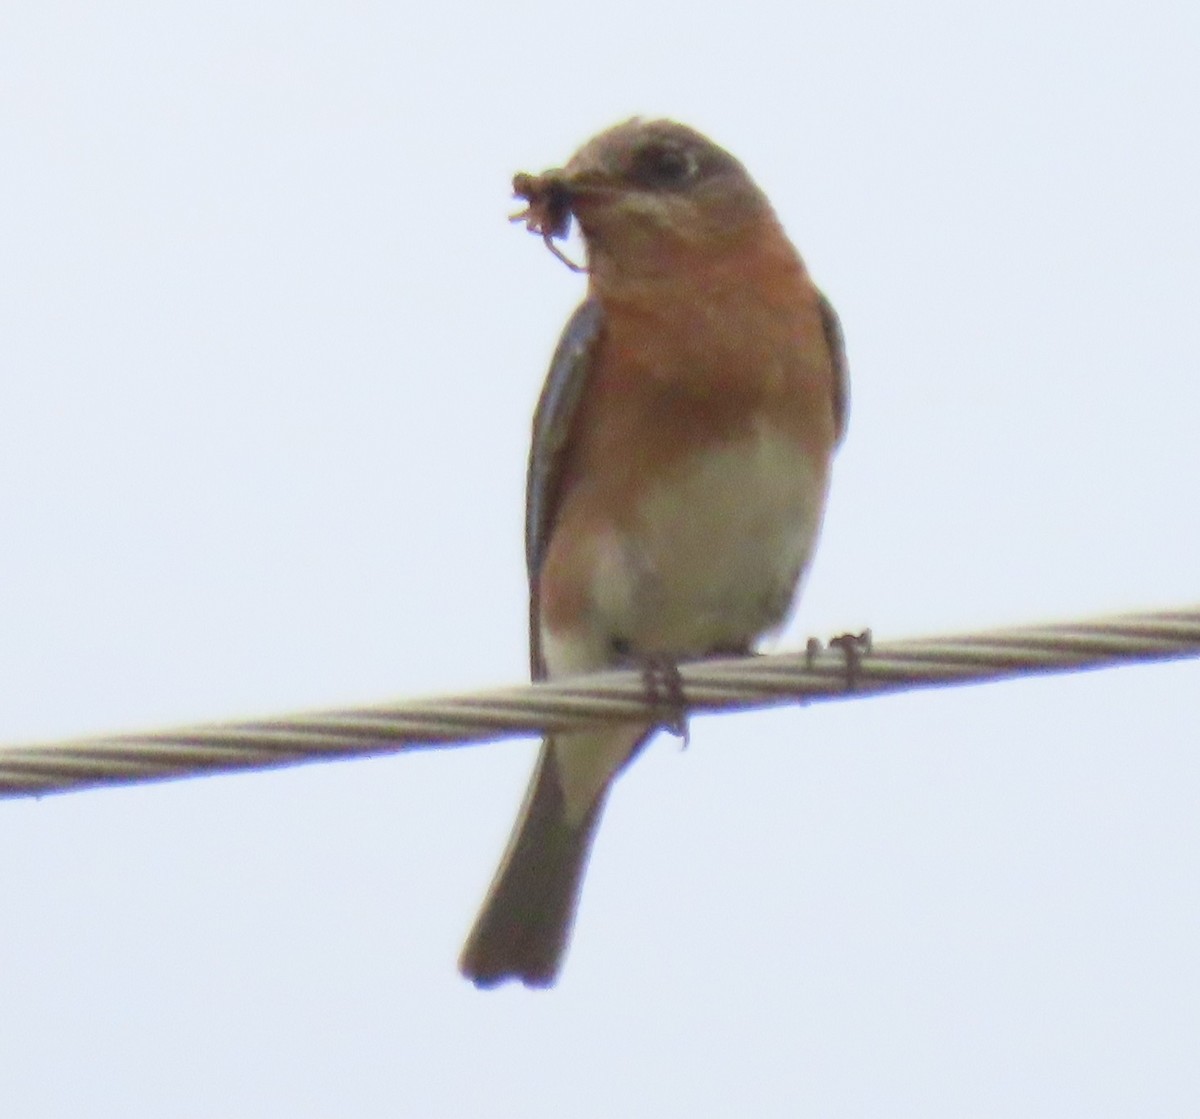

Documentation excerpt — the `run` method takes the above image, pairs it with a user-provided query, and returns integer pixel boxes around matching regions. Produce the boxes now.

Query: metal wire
[2,605,1197,799]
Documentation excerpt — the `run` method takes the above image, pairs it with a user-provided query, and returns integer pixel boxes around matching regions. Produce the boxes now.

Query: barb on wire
[2,605,1198,800]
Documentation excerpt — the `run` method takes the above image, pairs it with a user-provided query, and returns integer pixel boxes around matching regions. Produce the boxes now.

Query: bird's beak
[512,168,574,239]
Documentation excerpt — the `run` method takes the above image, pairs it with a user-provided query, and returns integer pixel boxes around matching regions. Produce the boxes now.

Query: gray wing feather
[525,299,604,580]
[525,299,605,677]
[817,291,850,444]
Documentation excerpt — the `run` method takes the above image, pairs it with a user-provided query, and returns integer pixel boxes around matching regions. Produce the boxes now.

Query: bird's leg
[640,655,689,747]
[827,629,873,691]
[639,642,756,748]
[611,638,690,746]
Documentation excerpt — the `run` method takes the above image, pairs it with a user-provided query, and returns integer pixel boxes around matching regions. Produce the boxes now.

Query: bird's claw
[827,629,873,691]
[639,655,690,748]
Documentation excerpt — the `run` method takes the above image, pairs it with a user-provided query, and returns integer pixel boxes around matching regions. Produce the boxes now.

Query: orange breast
[536,235,839,654]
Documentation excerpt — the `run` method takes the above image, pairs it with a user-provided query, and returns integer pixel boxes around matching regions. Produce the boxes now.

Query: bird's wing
[817,290,850,445]
[525,298,605,678]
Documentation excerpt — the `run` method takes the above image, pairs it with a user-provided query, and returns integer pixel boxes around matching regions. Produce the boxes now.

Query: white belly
[536,420,828,822]
[589,420,826,657]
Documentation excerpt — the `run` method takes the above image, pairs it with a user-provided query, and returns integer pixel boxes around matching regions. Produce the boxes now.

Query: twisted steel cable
[2,605,1197,799]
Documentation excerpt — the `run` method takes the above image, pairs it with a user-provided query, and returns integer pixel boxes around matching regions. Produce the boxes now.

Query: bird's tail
[459,728,645,987]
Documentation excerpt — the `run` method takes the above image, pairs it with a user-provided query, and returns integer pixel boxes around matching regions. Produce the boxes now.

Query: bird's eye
[630,141,701,189]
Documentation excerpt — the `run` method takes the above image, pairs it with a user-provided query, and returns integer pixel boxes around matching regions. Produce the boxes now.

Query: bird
[459,118,848,987]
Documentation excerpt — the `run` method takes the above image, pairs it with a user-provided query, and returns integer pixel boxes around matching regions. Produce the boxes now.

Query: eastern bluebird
[459,118,848,987]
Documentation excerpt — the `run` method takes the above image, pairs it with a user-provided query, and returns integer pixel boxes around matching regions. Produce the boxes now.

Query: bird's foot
[827,629,873,690]
[638,654,690,748]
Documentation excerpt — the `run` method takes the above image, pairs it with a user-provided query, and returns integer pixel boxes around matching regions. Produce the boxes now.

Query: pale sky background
[2,2,1199,1116]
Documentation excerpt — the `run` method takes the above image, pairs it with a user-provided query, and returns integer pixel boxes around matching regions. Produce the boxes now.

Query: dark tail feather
[459,742,606,988]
